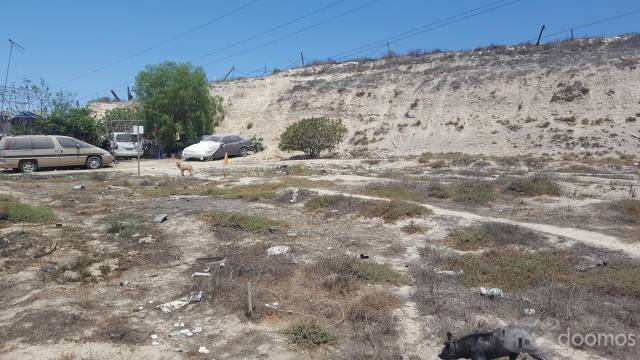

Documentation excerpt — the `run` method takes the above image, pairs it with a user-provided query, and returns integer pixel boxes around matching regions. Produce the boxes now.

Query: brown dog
[176,161,193,177]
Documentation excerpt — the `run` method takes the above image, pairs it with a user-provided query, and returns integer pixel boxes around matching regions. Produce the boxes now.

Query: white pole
[134,125,142,177]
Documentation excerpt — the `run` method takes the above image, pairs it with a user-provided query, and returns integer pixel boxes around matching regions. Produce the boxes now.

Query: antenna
[1,39,26,117]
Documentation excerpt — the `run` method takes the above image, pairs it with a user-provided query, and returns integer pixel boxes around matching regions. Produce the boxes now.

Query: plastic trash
[153,214,168,223]
[479,287,504,298]
[437,270,464,276]
[157,291,203,313]
[191,272,212,277]
[266,245,290,256]
[524,308,536,316]
[198,346,210,354]
[72,185,85,190]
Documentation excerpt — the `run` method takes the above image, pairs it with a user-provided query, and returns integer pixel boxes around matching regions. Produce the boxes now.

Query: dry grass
[505,174,561,196]
[0,198,55,224]
[609,199,640,224]
[305,194,429,223]
[401,221,426,234]
[203,211,288,233]
[446,222,544,251]
[358,199,429,223]
[283,319,335,348]
[360,180,496,205]
[314,256,406,289]
[105,213,146,238]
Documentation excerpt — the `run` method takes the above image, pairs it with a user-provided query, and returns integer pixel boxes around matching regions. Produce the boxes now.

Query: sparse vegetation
[401,221,426,234]
[283,319,335,348]
[505,175,561,196]
[609,199,640,224]
[204,211,287,233]
[446,223,543,251]
[358,199,429,223]
[317,256,405,286]
[105,213,145,238]
[0,200,55,224]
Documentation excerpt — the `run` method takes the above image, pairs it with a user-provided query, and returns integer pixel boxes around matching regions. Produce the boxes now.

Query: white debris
[436,269,464,276]
[266,245,290,256]
[152,341,159,346]
[479,287,504,298]
[191,272,212,277]
[264,302,280,309]
[524,308,536,316]
[179,329,193,337]
[73,185,85,190]
[150,334,158,339]
[157,291,203,313]
[198,346,210,354]
[192,326,202,333]
[174,321,185,328]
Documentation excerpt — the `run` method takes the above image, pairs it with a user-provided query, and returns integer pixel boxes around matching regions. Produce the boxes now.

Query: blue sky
[1,0,638,104]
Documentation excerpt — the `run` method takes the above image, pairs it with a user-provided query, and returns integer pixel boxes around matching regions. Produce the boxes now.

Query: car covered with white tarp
[181,134,253,161]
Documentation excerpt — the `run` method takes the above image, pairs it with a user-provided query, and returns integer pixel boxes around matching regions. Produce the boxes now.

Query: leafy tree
[135,62,223,150]
[35,108,101,144]
[278,117,347,158]
[101,106,144,133]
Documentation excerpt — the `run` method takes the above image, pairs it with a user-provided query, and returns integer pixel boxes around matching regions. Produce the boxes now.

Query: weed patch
[204,211,287,233]
[0,199,55,224]
[609,199,640,224]
[283,319,335,348]
[358,199,429,223]
[446,223,544,251]
[505,175,561,196]
[105,213,145,238]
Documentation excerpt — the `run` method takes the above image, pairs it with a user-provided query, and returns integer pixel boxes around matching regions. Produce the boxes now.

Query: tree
[278,117,347,158]
[135,62,223,151]
[35,108,101,144]
[101,106,144,133]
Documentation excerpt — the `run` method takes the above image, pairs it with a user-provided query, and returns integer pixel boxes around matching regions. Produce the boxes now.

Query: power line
[536,9,640,42]
[187,0,346,63]
[78,0,383,100]
[199,0,384,68]
[335,0,525,60]
[53,0,264,87]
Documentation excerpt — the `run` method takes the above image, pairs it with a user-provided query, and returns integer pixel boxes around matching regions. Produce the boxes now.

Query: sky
[0,0,638,105]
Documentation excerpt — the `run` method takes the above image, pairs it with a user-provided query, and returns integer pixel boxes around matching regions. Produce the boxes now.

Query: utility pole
[300,51,305,67]
[536,25,546,46]
[386,42,391,57]
[264,64,267,77]
[1,39,25,118]
[570,28,574,41]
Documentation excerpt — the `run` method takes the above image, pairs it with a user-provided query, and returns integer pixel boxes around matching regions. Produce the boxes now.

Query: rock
[63,270,80,282]
[153,214,168,223]
[266,245,290,256]
[286,231,298,238]
[72,185,85,190]
[289,188,300,203]
[198,346,210,354]
[479,287,504,298]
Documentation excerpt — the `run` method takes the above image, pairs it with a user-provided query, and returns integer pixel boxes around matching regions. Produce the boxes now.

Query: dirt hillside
[212,35,640,159]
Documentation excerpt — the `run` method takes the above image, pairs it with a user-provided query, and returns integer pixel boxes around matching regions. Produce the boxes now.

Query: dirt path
[314,189,640,259]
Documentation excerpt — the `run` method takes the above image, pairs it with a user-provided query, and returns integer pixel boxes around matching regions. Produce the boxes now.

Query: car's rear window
[4,138,31,150]
[115,134,137,142]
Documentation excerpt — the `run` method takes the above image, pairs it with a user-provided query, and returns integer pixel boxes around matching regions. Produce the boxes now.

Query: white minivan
[110,132,143,159]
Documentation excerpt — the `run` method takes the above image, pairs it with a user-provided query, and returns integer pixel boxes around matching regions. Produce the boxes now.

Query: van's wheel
[86,156,102,169]
[19,160,38,173]
[239,147,248,157]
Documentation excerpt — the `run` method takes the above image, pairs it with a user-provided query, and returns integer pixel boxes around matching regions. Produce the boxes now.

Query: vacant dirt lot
[0,155,638,359]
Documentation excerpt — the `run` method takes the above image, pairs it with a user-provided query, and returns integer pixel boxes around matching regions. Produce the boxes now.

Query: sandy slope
[212,35,640,159]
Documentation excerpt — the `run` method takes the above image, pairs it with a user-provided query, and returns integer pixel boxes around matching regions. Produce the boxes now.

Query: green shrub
[505,175,561,196]
[447,222,543,251]
[278,117,347,158]
[105,213,144,238]
[0,200,55,224]
[401,222,426,234]
[283,319,335,348]
[246,122,254,129]
[204,211,287,233]
[358,199,429,223]
[304,195,345,211]
[450,181,496,204]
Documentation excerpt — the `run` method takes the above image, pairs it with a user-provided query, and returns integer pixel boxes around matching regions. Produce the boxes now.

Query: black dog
[438,329,547,360]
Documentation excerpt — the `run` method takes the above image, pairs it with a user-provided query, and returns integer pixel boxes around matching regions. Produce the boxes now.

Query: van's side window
[6,138,31,150]
[56,137,79,148]
[32,137,56,149]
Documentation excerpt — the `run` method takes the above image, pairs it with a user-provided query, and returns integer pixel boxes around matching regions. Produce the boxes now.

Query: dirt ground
[0,155,638,360]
